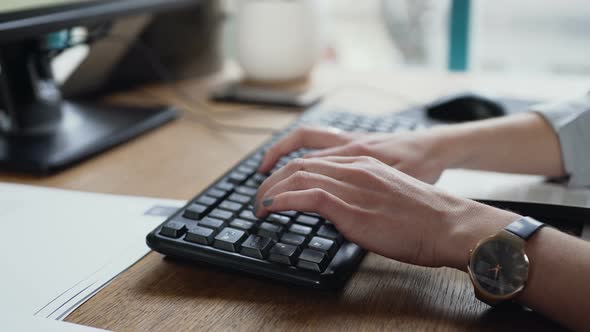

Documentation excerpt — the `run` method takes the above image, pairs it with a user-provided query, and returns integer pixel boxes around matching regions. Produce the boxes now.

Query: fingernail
[262,197,274,207]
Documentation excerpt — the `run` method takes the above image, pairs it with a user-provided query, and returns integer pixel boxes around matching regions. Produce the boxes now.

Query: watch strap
[505,217,545,240]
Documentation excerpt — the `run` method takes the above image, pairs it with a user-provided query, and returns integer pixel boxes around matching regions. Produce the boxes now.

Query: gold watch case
[467,230,530,306]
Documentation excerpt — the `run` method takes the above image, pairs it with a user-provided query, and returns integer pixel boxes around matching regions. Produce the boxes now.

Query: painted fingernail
[262,197,274,207]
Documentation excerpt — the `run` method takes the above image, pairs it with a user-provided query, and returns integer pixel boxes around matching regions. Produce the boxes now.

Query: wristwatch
[467,217,545,305]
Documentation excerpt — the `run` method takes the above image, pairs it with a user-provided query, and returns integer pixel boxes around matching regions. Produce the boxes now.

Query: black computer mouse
[426,92,506,123]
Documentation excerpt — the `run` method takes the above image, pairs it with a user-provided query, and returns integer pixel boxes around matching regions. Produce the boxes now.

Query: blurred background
[223,0,590,77]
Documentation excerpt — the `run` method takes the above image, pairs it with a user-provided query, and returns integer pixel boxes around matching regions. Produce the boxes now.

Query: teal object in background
[45,30,70,50]
[448,0,471,71]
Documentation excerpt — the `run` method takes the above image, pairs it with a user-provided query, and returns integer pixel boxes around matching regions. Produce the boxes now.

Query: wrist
[437,197,521,271]
[429,125,480,170]
[434,113,566,176]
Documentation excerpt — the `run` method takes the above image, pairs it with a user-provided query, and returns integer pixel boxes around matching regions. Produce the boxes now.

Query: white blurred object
[234,0,321,82]
[381,0,450,69]
[52,45,89,85]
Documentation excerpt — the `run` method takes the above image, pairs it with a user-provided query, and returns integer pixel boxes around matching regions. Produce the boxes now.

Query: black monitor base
[0,102,177,175]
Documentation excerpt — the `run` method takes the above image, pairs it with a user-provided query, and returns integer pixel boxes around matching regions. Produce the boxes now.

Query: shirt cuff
[532,93,590,187]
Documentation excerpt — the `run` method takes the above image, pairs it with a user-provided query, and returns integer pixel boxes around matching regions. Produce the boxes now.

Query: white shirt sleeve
[533,93,590,187]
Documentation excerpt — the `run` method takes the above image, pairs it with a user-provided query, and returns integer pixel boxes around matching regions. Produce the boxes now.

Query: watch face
[469,237,529,297]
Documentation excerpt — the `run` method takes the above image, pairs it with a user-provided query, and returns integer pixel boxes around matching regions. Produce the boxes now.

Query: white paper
[437,169,590,207]
[0,183,184,328]
[2,315,106,332]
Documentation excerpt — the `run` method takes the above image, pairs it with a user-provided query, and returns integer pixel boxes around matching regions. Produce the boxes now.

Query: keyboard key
[296,215,321,227]
[199,217,226,229]
[252,173,267,183]
[244,179,259,188]
[216,181,235,191]
[244,159,260,168]
[375,125,392,132]
[235,186,257,196]
[317,224,343,244]
[185,225,216,245]
[160,221,187,238]
[214,227,247,252]
[230,218,256,232]
[279,155,293,164]
[240,235,274,259]
[281,232,306,247]
[289,223,312,237]
[228,193,251,204]
[278,210,298,218]
[227,171,249,184]
[183,203,208,220]
[266,214,291,226]
[269,243,301,265]
[239,209,258,222]
[258,222,283,241]
[207,188,227,199]
[237,165,256,176]
[209,208,234,221]
[196,195,217,206]
[308,236,337,257]
[252,151,264,160]
[297,249,329,272]
[219,200,242,212]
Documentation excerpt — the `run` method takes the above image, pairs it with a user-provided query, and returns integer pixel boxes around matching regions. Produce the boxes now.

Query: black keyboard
[146,107,428,289]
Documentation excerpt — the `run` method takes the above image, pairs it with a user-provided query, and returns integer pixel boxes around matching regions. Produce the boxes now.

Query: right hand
[255,155,518,269]
[258,126,460,184]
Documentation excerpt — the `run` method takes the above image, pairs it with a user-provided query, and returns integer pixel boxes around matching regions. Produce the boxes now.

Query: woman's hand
[258,113,566,184]
[258,126,461,184]
[254,156,518,269]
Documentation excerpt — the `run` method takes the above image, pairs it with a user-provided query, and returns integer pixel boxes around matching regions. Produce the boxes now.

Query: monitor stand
[0,39,177,175]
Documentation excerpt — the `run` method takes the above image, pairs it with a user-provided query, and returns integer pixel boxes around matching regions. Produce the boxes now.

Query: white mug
[234,0,321,83]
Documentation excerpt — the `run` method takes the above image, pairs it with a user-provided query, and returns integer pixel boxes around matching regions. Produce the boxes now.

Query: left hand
[258,126,459,184]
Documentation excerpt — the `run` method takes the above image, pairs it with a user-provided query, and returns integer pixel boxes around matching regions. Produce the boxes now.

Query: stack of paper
[0,183,184,330]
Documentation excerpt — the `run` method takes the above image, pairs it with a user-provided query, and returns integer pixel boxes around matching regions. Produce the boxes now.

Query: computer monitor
[0,0,202,174]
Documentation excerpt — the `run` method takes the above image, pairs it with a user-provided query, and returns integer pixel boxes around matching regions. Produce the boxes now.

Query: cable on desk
[63,27,280,135]
[65,27,423,135]
[104,34,281,135]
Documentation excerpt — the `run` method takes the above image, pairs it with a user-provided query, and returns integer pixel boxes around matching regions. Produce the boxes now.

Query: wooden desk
[3,67,587,331]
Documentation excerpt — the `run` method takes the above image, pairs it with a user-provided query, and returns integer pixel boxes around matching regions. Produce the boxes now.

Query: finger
[304,142,369,158]
[258,127,351,173]
[302,155,365,164]
[258,188,360,235]
[255,158,351,206]
[261,171,371,210]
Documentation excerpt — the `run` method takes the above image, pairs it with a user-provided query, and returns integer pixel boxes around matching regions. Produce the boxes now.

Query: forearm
[518,227,590,331]
[440,200,590,331]
[437,113,565,177]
